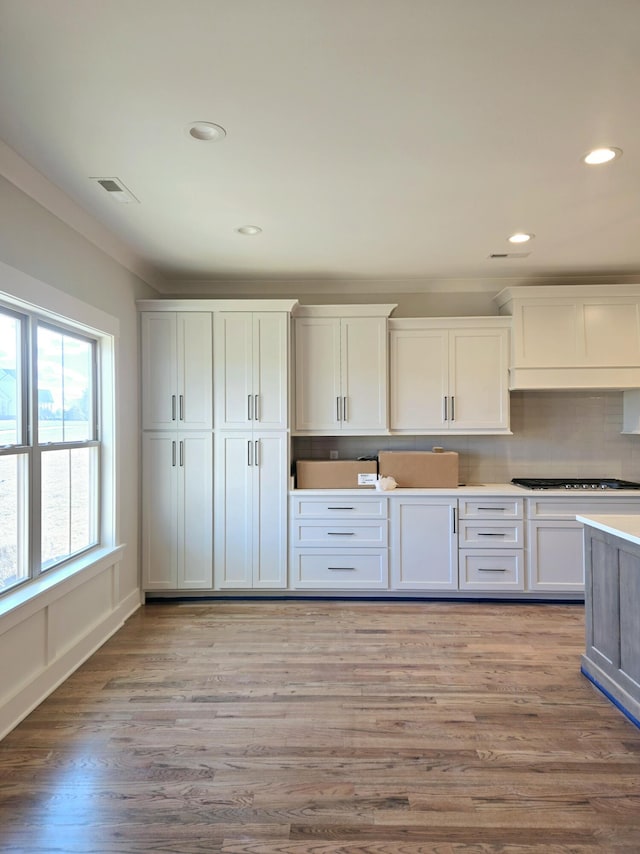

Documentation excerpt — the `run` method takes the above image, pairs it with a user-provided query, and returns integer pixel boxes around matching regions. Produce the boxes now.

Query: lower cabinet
[215,431,288,589]
[390,498,458,590]
[458,497,525,592]
[142,431,213,590]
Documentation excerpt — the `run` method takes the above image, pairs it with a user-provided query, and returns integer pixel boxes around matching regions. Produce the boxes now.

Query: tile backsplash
[292,391,640,484]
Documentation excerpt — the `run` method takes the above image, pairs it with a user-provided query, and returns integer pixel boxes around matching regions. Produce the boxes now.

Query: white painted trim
[294,304,397,317]
[389,316,509,330]
[136,298,299,312]
[496,283,640,308]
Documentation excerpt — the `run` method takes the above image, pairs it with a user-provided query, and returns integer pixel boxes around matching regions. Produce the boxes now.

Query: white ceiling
[1,0,640,290]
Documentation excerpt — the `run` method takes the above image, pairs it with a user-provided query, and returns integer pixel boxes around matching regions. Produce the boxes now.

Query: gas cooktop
[512,477,640,490]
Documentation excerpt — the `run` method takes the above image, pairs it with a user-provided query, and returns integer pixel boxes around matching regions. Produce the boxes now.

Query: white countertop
[576,514,640,546]
[291,484,640,498]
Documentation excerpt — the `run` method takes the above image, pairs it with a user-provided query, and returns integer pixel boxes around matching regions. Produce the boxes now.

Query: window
[0,305,101,594]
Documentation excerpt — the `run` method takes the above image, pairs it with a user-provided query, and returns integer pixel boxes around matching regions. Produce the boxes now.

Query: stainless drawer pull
[477,507,506,511]
[327,531,354,535]
[328,506,354,510]
[328,566,356,571]
[477,532,507,537]
[478,567,508,572]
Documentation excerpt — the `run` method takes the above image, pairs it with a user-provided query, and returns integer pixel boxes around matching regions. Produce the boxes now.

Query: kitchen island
[577,514,640,728]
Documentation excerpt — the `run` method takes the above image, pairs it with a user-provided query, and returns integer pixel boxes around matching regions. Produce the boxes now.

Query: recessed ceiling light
[186,121,226,141]
[582,147,622,165]
[508,232,534,244]
[236,225,262,236]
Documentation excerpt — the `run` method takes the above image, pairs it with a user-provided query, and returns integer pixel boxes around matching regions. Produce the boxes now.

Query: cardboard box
[377,450,459,488]
[296,459,378,489]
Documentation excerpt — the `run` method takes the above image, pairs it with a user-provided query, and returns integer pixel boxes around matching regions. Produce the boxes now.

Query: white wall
[0,173,159,738]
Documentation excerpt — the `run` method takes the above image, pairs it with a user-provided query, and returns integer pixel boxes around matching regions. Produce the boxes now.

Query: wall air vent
[90,177,140,203]
[489,252,530,259]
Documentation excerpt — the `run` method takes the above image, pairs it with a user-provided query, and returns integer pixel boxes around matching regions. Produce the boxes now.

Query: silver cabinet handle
[179,440,184,467]
[336,396,342,422]
[171,395,177,421]
[443,396,448,421]
[451,506,457,534]
[451,396,455,421]
[248,394,253,421]
[328,506,354,510]
[327,532,355,535]
[254,440,260,466]
[477,532,507,537]
[328,566,356,571]
[478,507,506,511]
[343,396,348,422]
[172,440,176,467]
[179,394,184,421]
[254,394,259,421]
[478,568,508,572]
[247,440,253,466]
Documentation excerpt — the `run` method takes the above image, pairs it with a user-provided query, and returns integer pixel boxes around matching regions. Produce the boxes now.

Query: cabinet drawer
[291,497,386,519]
[458,520,524,548]
[292,521,387,548]
[458,498,523,519]
[459,550,524,590]
[527,497,640,520]
[291,549,388,589]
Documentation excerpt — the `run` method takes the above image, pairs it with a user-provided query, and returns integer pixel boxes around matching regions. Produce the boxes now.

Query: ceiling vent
[90,177,140,203]
[488,252,530,259]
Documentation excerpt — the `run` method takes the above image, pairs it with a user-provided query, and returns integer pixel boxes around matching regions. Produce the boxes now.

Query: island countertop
[576,514,640,547]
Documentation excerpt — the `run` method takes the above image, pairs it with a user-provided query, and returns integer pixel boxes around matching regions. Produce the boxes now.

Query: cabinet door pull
[254,394,260,422]
[179,394,184,421]
[343,396,348,422]
[172,440,176,467]
[478,532,507,537]
[247,440,253,466]
[171,395,177,421]
[478,507,506,511]
[327,531,354,535]
[336,396,342,422]
[451,396,455,421]
[328,506,354,510]
[179,440,184,467]
[478,567,508,572]
[452,506,457,534]
[248,394,253,421]
[443,396,448,421]
[328,566,356,572]
[254,440,260,466]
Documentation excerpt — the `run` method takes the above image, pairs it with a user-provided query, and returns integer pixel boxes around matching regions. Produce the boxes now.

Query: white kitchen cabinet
[294,305,396,434]
[496,285,640,389]
[390,497,458,590]
[214,431,288,589]
[389,318,511,434]
[214,311,289,430]
[142,431,213,590]
[458,497,524,592]
[526,496,640,593]
[141,311,213,431]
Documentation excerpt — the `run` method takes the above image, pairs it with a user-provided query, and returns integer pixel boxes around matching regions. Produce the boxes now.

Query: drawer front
[459,550,524,590]
[291,549,388,589]
[291,497,387,519]
[458,498,523,519]
[292,521,388,548]
[459,520,524,548]
[527,497,640,520]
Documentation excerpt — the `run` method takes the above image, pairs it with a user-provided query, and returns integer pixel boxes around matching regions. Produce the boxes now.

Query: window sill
[0,544,126,632]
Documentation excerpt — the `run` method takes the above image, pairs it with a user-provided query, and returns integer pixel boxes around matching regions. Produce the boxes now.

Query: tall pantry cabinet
[139,300,298,594]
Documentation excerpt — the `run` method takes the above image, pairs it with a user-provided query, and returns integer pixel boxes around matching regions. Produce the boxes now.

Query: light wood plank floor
[1,600,640,853]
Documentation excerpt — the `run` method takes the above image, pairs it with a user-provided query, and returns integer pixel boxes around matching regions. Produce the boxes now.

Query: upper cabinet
[496,285,640,389]
[141,311,213,431]
[389,318,511,434]
[214,311,289,430]
[294,305,397,434]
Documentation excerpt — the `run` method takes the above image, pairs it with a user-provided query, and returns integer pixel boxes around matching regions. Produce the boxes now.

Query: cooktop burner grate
[511,477,640,490]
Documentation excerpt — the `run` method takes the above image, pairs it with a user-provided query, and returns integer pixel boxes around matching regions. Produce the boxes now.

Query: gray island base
[578,514,640,729]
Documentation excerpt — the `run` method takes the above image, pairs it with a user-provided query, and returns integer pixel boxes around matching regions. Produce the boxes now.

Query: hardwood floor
[1,600,640,853]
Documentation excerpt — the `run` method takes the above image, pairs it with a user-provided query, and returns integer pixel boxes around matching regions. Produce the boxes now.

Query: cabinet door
[527,521,585,592]
[214,432,254,588]
[294,317,341,431]
[141,313,178,430]
[177,433,213,589]
[390,328,448,431]
[253,313,288,430]
[390,498,458,590]
[177,313,212,430]
[448,329,509,432]
[252,432,288,588]
[341,317,389,433]
[214,313,254,429]
[142,433,178,589]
